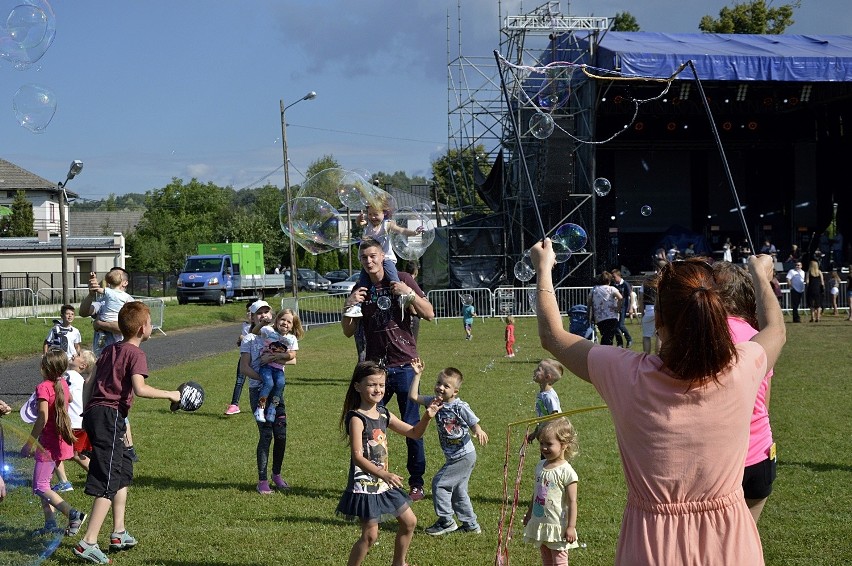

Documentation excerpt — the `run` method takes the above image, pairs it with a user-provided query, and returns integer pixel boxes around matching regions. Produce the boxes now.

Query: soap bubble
[280,196,346,255]
[0,0,56,69]
[12,83,56,133]
[460,293,473,306]
[412,201,432,214]
[537,92,560,110]
[513,252,535,282]
[593,177,612,197]
[553,223,588,253]
[389,207,435,260]
[529,112,555,139]
[640,205,653,217]
[0,420,65,565]
[337,170,374,210]
[377,295,392,310]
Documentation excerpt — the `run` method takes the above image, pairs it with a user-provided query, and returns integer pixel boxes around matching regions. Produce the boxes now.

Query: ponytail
[657,259,737,388]
[42,349,77,445]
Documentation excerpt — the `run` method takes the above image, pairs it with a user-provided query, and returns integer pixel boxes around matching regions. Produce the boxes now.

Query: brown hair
[657,258,737,387]
[60,304,75,315]
[41,349,76,445]
[440,367,464,386]
[340,361,386,436]
[279,308,304,339]
[538,417,579,461]
[712,261,758,329]
[596,271,613,285]
[359,237,383,253]
[118,301,150,339]
[539,358,564,383]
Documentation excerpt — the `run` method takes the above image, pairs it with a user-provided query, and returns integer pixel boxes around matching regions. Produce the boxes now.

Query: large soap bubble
[389,207,435,260]
[529,112,555,140]
[513,251,535,282]
[279,196,347,255]
[337,170,375,210]
[12,83,56,133]
[553,222,588,253]
[0,420,65,565]
[0,0,56,69]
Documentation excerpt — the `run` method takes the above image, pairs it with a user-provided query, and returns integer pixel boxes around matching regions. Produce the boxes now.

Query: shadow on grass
[287,376,350,386]
[779,460,852,474]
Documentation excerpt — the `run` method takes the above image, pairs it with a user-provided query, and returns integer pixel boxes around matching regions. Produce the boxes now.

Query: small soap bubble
[12,83,56,133]
[593,177,612,197]
[640,205,653,217]
[513,255,535,282]
[529,112,555,139]
[377,295,391,310]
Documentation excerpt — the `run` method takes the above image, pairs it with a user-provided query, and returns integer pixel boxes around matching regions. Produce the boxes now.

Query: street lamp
[280,91,317,298]
[57,160,83,305]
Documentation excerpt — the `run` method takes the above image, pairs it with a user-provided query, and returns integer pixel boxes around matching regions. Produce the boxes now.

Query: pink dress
[35,379,74,463]
[588,343,767,565]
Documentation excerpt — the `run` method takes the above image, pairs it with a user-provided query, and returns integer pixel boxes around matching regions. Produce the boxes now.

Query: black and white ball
[176,381,205,412]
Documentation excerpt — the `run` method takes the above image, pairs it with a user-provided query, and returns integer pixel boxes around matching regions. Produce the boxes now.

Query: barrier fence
[0,287,167,334]
[282,281,849,329]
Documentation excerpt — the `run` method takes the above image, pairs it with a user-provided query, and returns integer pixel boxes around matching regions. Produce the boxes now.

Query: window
[77,259,93,287]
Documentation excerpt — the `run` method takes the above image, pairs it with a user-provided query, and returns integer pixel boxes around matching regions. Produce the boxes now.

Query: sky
[2,0,850,202]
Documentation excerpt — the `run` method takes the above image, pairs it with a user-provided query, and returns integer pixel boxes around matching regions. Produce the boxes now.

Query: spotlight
[800,84,812,102]
[748,121,758,131]
[722,121,733,131]
[666,122,677,131]
[736,84,748,101]
[679,82,690,100]
[634,121,644,131]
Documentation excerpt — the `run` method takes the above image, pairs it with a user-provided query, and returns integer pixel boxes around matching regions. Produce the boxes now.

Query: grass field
[1,314,850,565]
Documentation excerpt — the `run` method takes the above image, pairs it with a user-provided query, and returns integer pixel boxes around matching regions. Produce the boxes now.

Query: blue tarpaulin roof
[594,32,852,82]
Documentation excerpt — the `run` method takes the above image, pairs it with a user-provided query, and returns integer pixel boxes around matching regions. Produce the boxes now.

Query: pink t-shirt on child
[35,379,74,463]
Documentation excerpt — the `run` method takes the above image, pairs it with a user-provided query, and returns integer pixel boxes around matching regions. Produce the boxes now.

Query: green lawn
[1,316,850,565]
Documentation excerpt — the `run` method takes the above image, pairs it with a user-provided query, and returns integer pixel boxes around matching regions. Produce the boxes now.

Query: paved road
[0,323,239,407]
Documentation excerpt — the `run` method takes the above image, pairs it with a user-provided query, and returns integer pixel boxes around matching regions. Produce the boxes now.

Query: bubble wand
[494,50,548,242]
[687,60,755,255]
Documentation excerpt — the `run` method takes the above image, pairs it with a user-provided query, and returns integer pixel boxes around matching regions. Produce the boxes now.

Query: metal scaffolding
[447,1,608,284]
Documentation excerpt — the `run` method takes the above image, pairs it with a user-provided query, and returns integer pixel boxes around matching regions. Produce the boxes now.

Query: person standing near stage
[341,237,435,501]
[611,269,633,348]
[786,261,806,323]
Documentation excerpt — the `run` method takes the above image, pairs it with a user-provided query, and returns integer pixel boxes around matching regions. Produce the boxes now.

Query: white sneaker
[254,407,266,423]
[344,304,363,318]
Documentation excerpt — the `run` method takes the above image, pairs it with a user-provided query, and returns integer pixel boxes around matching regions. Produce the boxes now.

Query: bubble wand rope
[495,405,608,565]
[687,60,755,255]
[494,50,548,242]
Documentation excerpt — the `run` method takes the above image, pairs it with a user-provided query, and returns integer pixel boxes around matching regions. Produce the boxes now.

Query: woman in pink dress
[530,242,786,566]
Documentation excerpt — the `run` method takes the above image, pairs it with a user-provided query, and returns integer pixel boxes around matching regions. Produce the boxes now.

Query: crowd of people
[3,229,840,565]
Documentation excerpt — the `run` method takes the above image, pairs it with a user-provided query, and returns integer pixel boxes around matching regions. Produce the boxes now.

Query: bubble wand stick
[687,60,755,255]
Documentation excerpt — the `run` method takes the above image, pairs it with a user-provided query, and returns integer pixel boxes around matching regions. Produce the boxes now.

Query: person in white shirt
[786,261,806,323]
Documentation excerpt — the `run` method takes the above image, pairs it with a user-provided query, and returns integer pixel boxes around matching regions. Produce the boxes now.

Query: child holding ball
[336,361,441,566]
[523,418,580,565]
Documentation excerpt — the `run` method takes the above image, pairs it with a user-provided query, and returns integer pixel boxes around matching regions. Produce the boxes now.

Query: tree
[8,190,35,236]
[611,12,640,32]
[127,178,232,272]
[431,145,490,213]
[699,0,799,34]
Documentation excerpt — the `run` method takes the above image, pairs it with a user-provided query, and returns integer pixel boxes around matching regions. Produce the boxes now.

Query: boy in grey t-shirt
[409,359,489,535]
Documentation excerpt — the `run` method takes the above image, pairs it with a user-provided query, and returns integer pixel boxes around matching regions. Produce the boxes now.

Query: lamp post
[57,160,83,305]
[280,91,317,299]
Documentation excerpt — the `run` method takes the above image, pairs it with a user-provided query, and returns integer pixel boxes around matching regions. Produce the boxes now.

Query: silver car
[328,273,360,294]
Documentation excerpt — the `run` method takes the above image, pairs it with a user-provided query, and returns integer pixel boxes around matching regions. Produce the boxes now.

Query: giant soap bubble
[389,207,435,260]
[337,169,376,210]
[12,83,56,133]
[279,196,346,255]
[0,0,56,69]
[0,420,65,565]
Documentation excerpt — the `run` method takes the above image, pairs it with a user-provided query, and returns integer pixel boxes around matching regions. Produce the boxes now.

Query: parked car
[284,268,330,291]
[324,270,352,283]
[328,273,360,295]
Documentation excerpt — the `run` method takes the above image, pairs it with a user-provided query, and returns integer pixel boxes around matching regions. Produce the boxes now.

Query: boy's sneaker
[459,522,482,534]
[344,304,363,318]
[408,486,424,501]
[272,474,290,490]
[224,404,241,415]
[253,407,266,423]
[65,509,88,536]
[425,519,458,536]
[73,541,112,564]
[52,481,73,492]
[109,530,138,551]
[257,480,273,495]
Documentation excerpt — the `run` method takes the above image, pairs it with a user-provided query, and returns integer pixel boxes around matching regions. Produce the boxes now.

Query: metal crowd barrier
[281,293,346,329]
[134,296,167,335]
[0,287,37,320]
[29,288,166,335]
